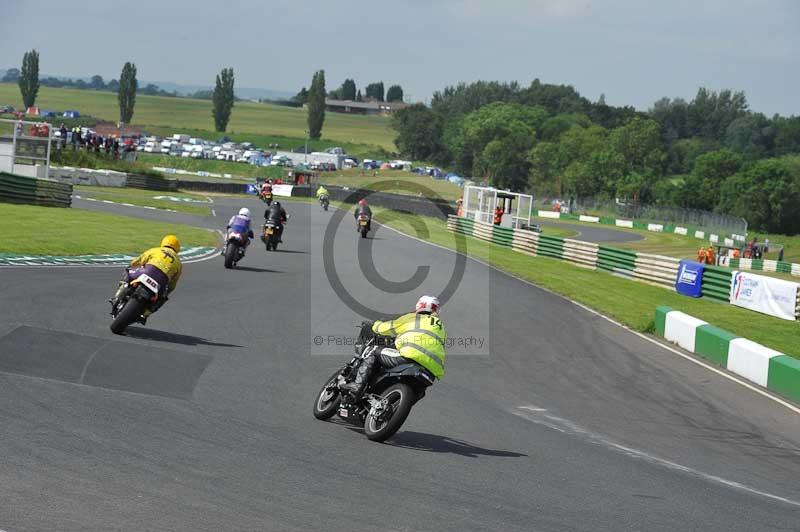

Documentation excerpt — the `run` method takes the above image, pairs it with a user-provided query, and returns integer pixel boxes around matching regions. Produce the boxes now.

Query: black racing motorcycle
[319,194,329,211]
[109,268,161,334]
[261,221,282,251]
[313,322,435,442]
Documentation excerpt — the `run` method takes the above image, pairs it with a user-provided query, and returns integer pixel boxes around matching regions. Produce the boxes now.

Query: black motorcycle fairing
[371,363,435,395]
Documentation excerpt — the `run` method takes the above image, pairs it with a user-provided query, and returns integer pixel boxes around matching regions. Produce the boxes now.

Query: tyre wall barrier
[447,215,678,288]
[50,167,127,187]
[701,265,732,302]
[127,174,177,191]
[449,215,798,321]
[655,306,800,402]
[0,172,72,207]
[176,180,249,194]
[730,257,800,279]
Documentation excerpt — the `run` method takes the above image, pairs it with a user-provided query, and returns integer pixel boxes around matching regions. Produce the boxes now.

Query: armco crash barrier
[126,174,176,191]
[0,172,72,207]
[655,306,800,402]
[447,215,680,287]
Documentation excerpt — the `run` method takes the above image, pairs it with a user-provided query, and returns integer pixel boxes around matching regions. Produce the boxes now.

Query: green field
[74,185,213,215]
[363,207,800,359]
[0,83,397,151]
[0,203,217,255]
[136,153,282,182]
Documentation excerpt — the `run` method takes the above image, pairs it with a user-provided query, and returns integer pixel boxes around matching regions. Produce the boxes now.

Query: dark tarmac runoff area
[0,196,798,531]
[537,219,645,243]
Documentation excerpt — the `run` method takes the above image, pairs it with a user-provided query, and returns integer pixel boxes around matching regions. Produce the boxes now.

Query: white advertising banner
[272,184,294,197]
[615,219,633,228]
[538,210,561,219]
[729,271,799,321]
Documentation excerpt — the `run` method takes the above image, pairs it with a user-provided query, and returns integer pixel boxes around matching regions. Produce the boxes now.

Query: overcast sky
[2,0,798,115]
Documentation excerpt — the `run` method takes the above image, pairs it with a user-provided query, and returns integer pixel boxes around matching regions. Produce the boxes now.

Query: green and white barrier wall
[729,257,800,278]
[447,215,799,320]
[448,215,680,288]
[655,306,800,402]
[0,172,72,207]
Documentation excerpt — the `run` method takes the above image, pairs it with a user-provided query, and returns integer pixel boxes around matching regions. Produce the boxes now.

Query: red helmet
[358,199,367,206]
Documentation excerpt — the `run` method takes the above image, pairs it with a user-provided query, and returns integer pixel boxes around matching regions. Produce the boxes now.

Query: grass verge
[306,201,799,359]
[74,185,213,216]
[0,203,217,255]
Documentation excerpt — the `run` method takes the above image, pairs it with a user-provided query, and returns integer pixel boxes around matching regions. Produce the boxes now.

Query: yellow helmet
[161,235,181,253]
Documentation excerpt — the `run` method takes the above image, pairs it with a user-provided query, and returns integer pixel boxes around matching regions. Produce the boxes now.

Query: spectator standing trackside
[59,124,67,149]
[705,245,715,265]
[697,247,707,264]
[493,206,504,226]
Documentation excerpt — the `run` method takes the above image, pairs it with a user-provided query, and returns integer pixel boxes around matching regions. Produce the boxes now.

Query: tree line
[392,80,800,234]
[3,67,177,98]
[294,78,403,105]
[7,49,236,132]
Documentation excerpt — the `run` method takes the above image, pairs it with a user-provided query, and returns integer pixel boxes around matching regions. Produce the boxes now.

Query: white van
[143,141,160,153]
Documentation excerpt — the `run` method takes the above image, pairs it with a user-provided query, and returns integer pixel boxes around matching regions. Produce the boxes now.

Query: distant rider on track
[353,198,372,231]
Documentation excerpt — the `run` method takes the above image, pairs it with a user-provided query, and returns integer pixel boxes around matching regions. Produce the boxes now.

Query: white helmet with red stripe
[415,295,441,315]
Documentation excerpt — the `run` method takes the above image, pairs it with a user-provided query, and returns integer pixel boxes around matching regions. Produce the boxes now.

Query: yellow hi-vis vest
[372,312,446,378]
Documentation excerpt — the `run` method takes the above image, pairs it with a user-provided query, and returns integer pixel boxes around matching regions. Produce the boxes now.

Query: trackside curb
[0,246,218,267]
[655,306,800,403]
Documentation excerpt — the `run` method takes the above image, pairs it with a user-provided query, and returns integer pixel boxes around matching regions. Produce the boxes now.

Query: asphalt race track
[0,197,798,531]
[537,220,645,243]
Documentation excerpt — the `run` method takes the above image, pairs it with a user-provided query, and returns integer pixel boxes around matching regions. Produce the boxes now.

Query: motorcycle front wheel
[361,227,368,238]
[224,243,237,268]
[313,369,344,420]
[364,383,415,442]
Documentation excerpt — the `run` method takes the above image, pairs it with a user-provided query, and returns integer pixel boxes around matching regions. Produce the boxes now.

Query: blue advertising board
[675,260,705,297]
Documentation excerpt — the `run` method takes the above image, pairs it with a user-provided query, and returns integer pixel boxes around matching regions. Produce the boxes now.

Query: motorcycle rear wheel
[110,298,146,335]
[313,370,343,420]
[364,383,414,442]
